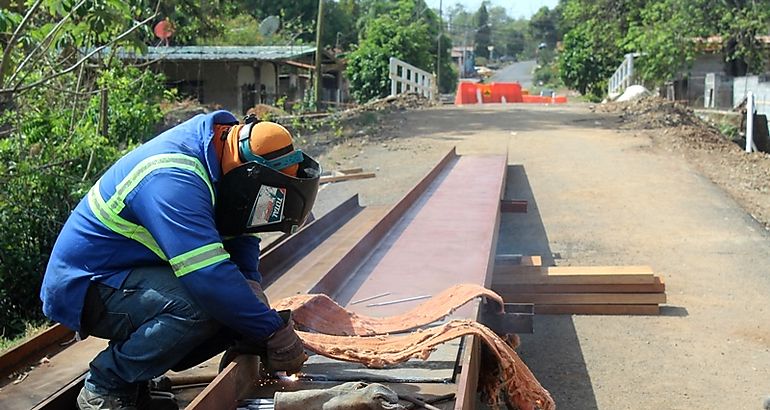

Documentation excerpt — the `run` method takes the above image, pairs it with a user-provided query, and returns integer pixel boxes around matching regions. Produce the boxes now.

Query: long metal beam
[190,148,510,410]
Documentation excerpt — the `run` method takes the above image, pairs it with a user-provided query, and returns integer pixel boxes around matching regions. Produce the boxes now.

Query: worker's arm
[128,169,284,340]
[223,234,262,282]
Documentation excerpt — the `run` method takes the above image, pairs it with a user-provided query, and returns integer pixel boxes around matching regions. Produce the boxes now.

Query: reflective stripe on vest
[169,242,230,277]
[86,154,218,267]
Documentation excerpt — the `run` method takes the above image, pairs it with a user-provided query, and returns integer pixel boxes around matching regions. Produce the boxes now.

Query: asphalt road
[491,60,537,88]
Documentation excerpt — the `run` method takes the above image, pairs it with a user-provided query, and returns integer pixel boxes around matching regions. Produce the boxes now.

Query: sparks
[275,371,300,382]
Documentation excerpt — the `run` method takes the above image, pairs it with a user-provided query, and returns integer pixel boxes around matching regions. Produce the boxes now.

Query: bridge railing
[389,57,436,100]
[608,53,641,96]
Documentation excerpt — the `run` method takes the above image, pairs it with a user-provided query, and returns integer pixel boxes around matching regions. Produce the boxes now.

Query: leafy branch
[1,12,158,97]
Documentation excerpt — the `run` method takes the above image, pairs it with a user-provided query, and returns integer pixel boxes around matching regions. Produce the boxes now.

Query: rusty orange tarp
[274,284,555,410]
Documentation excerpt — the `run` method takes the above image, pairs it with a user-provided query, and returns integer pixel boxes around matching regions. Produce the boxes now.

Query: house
[118,46,347,114]
[664,36,770,108]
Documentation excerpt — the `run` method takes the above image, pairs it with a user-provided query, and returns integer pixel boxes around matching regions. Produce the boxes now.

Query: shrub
[0,67,166,339]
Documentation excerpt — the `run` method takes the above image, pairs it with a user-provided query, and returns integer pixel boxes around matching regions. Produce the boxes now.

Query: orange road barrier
[454,82,481,105]
[491,82,524,103]
[455,81,566,104]
[522,94,568,104]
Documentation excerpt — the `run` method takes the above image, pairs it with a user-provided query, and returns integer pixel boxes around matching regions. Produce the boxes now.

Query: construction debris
[597,96,704,129]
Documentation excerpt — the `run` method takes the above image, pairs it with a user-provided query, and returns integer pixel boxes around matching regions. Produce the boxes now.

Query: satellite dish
[259,16,280,37]
[154,19,175,45]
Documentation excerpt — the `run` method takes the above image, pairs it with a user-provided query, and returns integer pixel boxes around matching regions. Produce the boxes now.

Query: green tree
[557,0,645,99]
[323,0,360,49]
[0,1,168,340]
[622,0,697,83]
[346,0,452,101]
[446,3,473,54]
[473,3,491,59]
[559,16,623,100]
[529,6,560,48]
[232,0,318,24]
[557,0,770,98]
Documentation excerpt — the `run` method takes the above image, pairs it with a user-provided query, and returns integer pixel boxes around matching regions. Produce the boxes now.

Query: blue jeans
[81,266,232,396]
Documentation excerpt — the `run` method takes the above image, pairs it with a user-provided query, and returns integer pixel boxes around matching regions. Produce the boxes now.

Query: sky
[424,0,559,19]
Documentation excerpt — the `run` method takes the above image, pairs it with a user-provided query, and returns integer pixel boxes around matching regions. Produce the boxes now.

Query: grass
[0,322,51,355]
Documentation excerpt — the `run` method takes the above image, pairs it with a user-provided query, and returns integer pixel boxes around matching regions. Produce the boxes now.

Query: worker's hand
[266,310,307,374]
[246,279,269,307]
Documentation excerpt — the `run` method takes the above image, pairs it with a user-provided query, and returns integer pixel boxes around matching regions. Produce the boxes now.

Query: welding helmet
[215,119,320,235]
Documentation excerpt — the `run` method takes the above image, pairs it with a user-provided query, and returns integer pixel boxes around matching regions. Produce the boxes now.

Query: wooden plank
[502,292,667,305]
[494,264,655,276]
[338,167,364,174]
[535,304,660,315]
[319,172,376,184]
[545,265,654,274]
[521,255,542,266]
[493,276,665,294]
[493,273,656,285]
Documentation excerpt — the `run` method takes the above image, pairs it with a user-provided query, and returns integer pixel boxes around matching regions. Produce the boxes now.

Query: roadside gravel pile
[335,92,433,120]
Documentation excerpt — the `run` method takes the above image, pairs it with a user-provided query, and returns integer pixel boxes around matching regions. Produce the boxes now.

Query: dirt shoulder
[595,97,770,231]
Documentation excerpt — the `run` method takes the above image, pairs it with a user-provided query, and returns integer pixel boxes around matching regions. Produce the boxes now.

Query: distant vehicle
[500,55,517,63]
[475,66,494,77]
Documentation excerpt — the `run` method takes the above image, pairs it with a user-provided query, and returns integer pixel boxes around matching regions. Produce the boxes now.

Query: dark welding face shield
[216,154,320,235]
[215,119,320,235]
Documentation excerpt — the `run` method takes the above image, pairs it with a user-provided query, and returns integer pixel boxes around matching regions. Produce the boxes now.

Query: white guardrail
[608,53,641,96]
[389,57,436,100]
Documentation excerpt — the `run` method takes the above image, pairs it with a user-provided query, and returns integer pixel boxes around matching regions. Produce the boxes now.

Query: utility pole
[314,0,324,110]
[436,0,442,93]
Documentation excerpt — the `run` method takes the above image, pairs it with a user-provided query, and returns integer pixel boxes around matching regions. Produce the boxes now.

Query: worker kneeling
[40,112,320,410]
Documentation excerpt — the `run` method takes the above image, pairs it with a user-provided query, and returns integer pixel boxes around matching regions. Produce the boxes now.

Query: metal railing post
[746,91,756,153]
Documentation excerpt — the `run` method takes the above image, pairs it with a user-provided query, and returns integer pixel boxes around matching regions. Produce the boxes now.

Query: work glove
[274,382,404,410]
[265,309,307,375]
[246,279,270,307]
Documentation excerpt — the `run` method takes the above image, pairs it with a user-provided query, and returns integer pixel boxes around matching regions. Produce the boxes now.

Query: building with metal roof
[120,45,318,62]
[118,45,346,114]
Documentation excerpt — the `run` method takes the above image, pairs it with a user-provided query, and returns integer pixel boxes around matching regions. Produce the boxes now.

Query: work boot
[138,383,179,410]
[76,386,139,410]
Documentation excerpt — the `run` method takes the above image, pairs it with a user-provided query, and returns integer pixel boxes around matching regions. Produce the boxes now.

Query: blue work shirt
[40,111,284,340]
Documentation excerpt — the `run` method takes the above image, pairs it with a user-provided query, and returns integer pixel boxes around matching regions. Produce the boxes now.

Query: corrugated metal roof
[120,45,317,61]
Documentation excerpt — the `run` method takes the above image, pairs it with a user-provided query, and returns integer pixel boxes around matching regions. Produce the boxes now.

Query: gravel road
[311,102,770,409]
